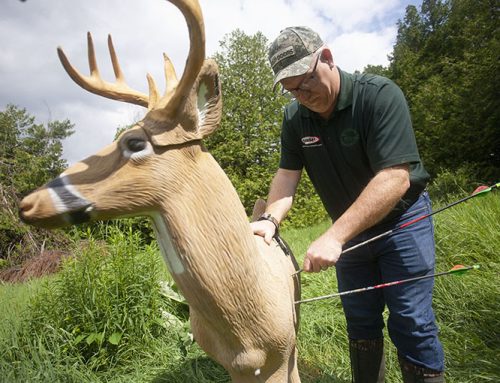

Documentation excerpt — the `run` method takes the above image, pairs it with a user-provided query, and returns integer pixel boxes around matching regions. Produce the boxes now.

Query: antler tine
[146,73,159,110]
[162,0,205,117]
[107,34,125,82]
[162,53,178,96]
[143,53,177,110]
[57,31,150,108]
[88,32,100,77]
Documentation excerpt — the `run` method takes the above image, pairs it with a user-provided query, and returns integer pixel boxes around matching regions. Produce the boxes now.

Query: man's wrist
[258,213,280,232]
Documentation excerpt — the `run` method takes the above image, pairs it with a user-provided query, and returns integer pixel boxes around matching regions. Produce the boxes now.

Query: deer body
[19,1,300,381]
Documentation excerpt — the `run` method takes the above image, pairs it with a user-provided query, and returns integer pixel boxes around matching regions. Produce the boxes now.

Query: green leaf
[159,281,187,304]
[108,332,123,345]
[86,332,98,345]
[74,334,86,345]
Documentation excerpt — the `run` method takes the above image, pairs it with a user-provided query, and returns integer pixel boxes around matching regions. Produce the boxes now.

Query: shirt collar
[335,68,354,112]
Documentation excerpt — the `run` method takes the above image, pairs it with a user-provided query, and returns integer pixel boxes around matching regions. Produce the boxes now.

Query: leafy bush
[427,165,482,204]
[25,225,187,371]
[285,174,329,228]
[72,217,156,247]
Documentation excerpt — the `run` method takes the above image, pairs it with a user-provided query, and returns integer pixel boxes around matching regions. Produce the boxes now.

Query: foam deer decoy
[19,0,301,381]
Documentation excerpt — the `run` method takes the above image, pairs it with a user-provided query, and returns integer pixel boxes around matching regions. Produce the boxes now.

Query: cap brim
[272,52,315,89]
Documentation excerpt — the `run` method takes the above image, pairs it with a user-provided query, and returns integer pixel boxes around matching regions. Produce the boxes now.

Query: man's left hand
[303,232,343,272]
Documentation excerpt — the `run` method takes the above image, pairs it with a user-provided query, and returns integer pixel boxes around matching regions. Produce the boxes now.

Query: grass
[431,193,500,382]
[0,194,499,382]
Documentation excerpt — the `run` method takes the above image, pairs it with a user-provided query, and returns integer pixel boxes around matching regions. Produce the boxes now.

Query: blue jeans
[336,192,445,371]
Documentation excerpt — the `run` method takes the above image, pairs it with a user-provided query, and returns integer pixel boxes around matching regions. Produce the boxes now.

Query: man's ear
[321,48,335,69]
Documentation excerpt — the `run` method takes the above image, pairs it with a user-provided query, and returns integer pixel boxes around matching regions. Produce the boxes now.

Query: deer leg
[189,309,227,363]
[288,346,301,383]
[190,309,271,382]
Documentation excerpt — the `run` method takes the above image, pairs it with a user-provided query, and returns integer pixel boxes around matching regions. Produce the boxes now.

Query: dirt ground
[0,250,70,283]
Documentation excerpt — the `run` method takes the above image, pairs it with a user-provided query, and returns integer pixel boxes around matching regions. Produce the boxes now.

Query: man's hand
[250,220,277,245]
[303,232,343,272]
[250,168,301,246]
[302,164,410,272]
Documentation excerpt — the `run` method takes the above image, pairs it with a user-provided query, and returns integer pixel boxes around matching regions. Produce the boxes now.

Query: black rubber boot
[349,338,385,383]
[398,354,444,383]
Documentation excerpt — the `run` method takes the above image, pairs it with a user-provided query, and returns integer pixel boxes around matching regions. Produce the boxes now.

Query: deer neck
[149,148,259,294]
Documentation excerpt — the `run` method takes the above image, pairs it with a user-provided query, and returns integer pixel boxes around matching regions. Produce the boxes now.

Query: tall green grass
[432,193,500,382]
[0,194,498,382]
[0,224,223,382]
[290,193,499,382]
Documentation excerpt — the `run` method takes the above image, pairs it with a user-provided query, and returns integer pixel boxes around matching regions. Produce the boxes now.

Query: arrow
[295,264,480,304]
[292,182,498,276]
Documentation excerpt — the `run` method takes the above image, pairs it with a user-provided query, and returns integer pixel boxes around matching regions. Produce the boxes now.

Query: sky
[1,0,419,165]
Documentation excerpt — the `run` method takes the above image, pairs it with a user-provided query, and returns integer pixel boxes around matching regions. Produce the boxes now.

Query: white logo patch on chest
[301,136,321,146]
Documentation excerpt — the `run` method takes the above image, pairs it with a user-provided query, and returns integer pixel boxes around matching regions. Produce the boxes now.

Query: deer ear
[194,59,222,139]
[146,60,222,147]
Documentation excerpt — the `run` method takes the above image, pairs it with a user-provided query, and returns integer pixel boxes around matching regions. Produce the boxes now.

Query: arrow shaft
[295,266,476,304]
[292,183,498,276]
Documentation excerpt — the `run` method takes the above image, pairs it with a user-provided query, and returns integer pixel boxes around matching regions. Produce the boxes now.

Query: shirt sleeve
[366,80,421,173]
[279,111,304,171]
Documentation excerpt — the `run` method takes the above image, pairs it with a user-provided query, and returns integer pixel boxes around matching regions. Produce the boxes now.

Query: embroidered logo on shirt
[340,128,359,147]
[301,136,321,147]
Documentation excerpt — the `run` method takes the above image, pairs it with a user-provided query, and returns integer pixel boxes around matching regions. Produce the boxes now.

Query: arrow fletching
[449,264,480,276]
[472,182,499,196]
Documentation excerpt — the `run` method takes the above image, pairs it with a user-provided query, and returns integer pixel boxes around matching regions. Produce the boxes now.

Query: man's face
[280,50,336,117]
[280,53,320,98]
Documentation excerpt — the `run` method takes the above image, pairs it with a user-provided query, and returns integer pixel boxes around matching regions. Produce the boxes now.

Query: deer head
[19,0,222,229]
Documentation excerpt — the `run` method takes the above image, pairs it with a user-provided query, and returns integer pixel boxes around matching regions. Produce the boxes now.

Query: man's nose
[295,89,311,102]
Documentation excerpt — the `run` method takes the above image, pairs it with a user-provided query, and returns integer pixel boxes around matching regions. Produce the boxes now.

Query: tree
[207,30,284,211]
[0,104,73,261]
[363,64,391,77]
[0,104,74,195]
[207,30,327,226]
[389,0,499,182]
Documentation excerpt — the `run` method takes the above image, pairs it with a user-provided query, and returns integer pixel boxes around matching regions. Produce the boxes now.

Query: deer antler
[57,33,156,108]
[159,0,205,118]
[57,0,205,116]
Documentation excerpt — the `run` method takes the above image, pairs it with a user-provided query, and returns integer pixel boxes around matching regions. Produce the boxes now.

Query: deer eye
[126,138,146,152]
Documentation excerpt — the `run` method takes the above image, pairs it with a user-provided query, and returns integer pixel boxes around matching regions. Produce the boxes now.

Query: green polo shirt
[280,68,430,221]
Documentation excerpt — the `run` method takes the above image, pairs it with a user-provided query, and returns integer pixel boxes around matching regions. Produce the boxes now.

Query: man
[251,26,445,382]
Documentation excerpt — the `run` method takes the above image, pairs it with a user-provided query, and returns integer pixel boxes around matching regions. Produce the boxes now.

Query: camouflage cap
[268,26,323,87]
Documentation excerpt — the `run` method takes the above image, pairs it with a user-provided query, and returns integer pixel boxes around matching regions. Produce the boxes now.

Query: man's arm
[251,168,302,244]
[304,164,410,272]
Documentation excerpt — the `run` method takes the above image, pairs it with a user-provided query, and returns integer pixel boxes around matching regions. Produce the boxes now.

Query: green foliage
[207,30,285,212]
[0,192,499,381]
[207,30,328,227]
[389,0,500,181]
[362,64,391,77]
[0,104,73,195]
[0,224,228,382]
[24,226,186,371]
[432,192,500,382]
[73,217,157,246]
[285,176,328,228]
[427,164,481,203]
[0,105,73,261]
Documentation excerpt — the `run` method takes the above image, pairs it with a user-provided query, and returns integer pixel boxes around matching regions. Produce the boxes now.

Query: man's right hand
[250,220,276,245]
